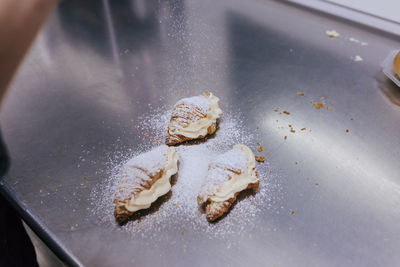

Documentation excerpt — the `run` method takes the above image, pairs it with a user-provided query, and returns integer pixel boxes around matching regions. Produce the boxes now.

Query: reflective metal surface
[1,0,400,266]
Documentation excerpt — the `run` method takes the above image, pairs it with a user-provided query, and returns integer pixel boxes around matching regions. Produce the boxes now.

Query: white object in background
[288,0,400,36]
[381,50,400,87]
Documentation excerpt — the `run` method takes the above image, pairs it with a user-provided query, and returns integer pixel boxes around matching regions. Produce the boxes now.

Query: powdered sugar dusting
[125,145,168,176]
[91,103,281,242]
[114,145,169,202]
[176,95,210,114]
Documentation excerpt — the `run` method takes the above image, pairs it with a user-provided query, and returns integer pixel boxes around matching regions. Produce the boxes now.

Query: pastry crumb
[326,106,333,110]
[268,169,272,174]
[350,117,354,121]
[284,136,287,140]
[296,92,305,96]
[353,55,363,62]
[346,129,349,133]
[290,128,295,133]
[181,231,184,236]
[312,101,324,110]
[282,110,290,115]
[300,128,306,131]
[326,30,340,38]
[290,210,295,215]
[274,107,279,112]
[83,176,88,181]
[124,49,130,54]
[257,145,264,152]
[315,183,319,186]
[255,155,265,163]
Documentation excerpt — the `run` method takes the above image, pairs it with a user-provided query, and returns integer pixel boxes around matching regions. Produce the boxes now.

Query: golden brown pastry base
[114,205,133,224]
[166,122,217,146]
[113,170,163,224]
[201,180,260,222]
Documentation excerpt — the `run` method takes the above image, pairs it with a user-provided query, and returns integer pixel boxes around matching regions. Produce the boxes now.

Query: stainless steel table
[1,0,400,266]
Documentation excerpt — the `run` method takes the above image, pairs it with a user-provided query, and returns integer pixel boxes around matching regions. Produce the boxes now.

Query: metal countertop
[1,0,400,266]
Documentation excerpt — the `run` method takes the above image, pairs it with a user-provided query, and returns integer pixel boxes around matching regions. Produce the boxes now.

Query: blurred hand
[0,0,57,106]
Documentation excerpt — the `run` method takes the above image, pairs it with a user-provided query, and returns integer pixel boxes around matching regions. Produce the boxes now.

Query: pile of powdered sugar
[90,103,281,240]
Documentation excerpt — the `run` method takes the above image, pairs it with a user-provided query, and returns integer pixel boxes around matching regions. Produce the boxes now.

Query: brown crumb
[326,106,334,110]
[346,129,349,133]
[301,128,306,131]
[181,231,184,236]
[291,210,295,215]
[248,100,253,104]
[297,92,305,96]
[255,155,265,163]
[290,128,295,133]
[315,183,319,186]
[295,161,298,165]
[257,145,264,152]
[256,126,259,130]
[39,189,43,193]
[174,204,179,208]
[268,169,272,174]
[154,137,161,142]
[274,107,279,112]
[83,176,88,181]
[284,136,287,140]
[47,176,50,179]
[288,124,292,127]
[144,132,150,137]
[124,49,129,54]
[312,102,324,110]
[350,117,354,121]
[282,110,290,115]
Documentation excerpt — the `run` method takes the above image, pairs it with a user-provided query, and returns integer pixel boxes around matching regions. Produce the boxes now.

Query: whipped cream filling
[124,147,178,212]
[210,144,258,202]
[170,93,222,138]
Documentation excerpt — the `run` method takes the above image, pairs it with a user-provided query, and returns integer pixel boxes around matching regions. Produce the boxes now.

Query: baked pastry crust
[203,180,259,222]
[197,144,259,222]
[166,92,222,146]
[113,146,178,224]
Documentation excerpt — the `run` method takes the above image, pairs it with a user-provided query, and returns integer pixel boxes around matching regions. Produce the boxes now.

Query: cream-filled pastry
[113,145,178,223]
[197,144,259,222]
[166,92,222,146]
